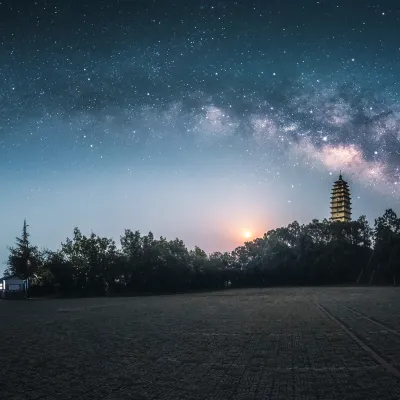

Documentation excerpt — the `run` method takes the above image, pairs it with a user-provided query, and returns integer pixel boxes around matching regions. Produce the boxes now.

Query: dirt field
[1,287,400,399]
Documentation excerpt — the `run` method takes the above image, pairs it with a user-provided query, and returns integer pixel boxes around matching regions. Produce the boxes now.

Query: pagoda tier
[331,189,350,194]
[330,195,352,200]
[331,191,350,195]
[330,210,352,214]
[331,187,350,193]
[330,174,352,222]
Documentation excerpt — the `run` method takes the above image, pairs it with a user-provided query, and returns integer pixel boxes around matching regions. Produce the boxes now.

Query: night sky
[1,0,400,270]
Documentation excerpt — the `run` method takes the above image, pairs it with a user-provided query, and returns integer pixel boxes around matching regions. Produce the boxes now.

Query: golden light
[243,231,252,239]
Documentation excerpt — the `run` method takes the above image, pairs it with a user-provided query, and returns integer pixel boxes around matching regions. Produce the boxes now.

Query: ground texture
[1,287,400,400]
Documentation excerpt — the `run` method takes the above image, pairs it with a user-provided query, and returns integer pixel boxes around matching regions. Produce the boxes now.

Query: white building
[0,276,27,299]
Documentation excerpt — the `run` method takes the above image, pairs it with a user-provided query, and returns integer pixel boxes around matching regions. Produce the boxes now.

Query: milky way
[1,0,399,266]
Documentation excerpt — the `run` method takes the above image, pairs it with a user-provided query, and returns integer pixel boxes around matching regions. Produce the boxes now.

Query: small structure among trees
[0,276,27,299]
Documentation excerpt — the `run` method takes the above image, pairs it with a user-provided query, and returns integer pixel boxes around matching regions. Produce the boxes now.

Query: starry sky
[1,0,400,270]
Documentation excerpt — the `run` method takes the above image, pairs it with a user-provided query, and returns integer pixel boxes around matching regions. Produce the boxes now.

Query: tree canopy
[5,219,40,280]
[6,209,400,297]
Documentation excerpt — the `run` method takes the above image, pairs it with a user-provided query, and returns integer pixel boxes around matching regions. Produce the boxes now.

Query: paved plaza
[1,287,400,399]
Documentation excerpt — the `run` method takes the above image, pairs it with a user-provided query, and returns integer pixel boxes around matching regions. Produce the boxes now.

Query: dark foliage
[5,219,41,280]
[6,210,400,297]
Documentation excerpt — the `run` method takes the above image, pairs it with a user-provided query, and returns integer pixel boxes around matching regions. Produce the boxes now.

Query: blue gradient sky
[1,0,400,273]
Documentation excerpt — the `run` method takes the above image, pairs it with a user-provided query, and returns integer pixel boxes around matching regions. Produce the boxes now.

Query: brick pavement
[0,287,400,399]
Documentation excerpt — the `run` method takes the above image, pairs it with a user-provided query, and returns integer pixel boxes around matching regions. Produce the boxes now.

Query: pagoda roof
[331,197,351,203]
[331,195,352,199]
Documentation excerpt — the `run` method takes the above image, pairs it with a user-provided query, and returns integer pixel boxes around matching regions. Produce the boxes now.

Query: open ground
[1,287,400,400]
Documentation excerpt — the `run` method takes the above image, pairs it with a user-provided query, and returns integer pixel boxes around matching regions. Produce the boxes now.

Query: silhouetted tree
[7,209,399,297]
[61,227,119,296]
[373,209,400,285]
[5,219,40,281]
[38,249,76,295]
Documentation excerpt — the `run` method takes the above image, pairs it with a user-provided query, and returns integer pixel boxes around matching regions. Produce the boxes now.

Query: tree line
[4,209,400,297]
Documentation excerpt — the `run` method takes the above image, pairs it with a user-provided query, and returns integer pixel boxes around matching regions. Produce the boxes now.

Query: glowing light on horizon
[243,231,252,239]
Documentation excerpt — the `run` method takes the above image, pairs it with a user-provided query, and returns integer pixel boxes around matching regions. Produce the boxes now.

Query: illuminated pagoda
[330,172,351,223]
